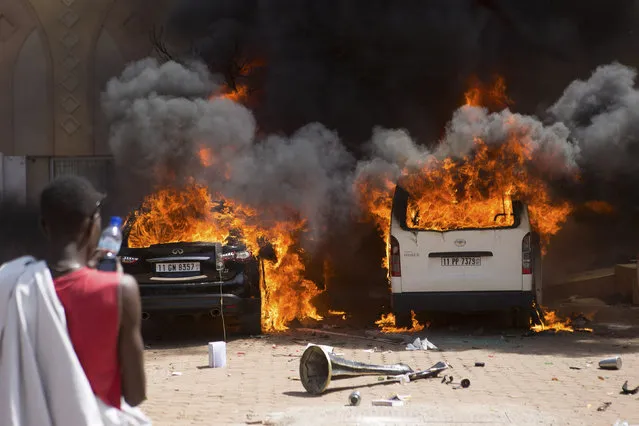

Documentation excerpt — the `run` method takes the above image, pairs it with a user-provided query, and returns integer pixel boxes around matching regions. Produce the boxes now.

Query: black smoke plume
[100,1,639,314]
[163,0,639,151]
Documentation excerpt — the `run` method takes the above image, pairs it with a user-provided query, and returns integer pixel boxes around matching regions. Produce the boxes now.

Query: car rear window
[394,186,522,232]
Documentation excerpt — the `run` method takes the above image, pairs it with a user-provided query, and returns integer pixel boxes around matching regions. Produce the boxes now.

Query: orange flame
[328,310,347,320]
[401,137,572,251]
[584,200,615,215]
[375,311,425,333]
[357,76,573,288]
[218,85,250,103]
[464,76,513,109]
[198,147,214,167]
[355,176,396,273]
[127,183,322,332]
[530,309,574,332]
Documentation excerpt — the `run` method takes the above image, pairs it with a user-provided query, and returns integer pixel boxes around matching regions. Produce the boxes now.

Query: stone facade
[0,0,168,201]
[0,0,168,156]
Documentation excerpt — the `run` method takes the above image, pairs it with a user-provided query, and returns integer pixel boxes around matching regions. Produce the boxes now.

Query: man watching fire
[40,176,146,408]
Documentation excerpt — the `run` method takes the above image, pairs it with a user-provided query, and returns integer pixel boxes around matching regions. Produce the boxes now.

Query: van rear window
[401,189,520,231]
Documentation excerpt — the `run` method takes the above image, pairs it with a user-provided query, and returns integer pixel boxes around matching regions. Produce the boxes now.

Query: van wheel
[395,311,412,329]
[511,307,532,329]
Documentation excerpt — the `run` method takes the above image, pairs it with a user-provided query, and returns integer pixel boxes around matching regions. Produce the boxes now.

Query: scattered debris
[441,375,470,389]
[598,376,605,381]
[406,337,438,351]
[569,366,581,370]
[372,394,411,407]
[597,402,612,412]
[171,372,183,376]
[363,347,393,354]
[237,351,246,356]
[621,381,639,395]
[299,345,414,394]
[348,391,361,406]
[551,377,559,381]
[599,356,622,370]
[475,362,485,367]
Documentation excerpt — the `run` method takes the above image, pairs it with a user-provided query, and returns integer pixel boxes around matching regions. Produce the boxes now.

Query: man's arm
[118,274,146,407]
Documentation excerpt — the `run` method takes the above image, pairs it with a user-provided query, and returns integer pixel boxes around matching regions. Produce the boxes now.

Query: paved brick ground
[139,324,639,425]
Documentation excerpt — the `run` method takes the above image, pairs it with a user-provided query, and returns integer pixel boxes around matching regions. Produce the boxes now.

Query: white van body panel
[390,202,532,295]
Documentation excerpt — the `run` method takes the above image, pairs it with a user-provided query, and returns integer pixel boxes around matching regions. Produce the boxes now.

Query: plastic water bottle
[97,216,123,272]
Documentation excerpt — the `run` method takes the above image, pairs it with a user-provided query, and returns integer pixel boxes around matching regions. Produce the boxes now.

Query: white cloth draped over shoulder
[0,256,150,426]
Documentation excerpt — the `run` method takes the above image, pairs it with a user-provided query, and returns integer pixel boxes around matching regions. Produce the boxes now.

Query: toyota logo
[454,239,466,247]
[172,248,184,255]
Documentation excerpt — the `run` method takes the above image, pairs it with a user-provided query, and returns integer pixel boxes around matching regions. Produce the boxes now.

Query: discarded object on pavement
[372,394,410,407]
[402,361,449,382]
[441,375,454,384]
[348,391,361,406]
[597,402,612,412]
[460,379,471,388]
[569,366,581,370]
[171,371,182,376]
[474,362,485,367]
[299,344,413,395]
[621,381,639,395]
[208,341,227,368]
[406,337,438,351]
[599,356,622,370]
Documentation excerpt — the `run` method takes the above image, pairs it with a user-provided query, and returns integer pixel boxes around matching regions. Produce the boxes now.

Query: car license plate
[440,257,481,266]
[155,262,201,273]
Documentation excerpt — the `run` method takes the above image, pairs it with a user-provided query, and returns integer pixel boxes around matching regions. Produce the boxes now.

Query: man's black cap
[40,175,105,224]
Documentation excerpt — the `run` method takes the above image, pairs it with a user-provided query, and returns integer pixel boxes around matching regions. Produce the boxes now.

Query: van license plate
[156,262,201,273]
[441,257,481,266]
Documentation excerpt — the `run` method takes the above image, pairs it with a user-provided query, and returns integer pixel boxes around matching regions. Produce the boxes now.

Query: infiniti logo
[172,248,184,255]
[454,239,466,247]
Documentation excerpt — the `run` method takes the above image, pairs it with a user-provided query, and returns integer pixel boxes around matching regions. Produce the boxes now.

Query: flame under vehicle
[389,185,542,328]
[118,214,264,335]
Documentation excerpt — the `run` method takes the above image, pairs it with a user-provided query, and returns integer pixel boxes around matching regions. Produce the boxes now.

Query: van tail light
[390,236,401,277]
[522,233,532,275]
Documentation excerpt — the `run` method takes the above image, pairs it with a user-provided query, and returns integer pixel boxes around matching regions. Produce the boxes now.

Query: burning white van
[389,185,542,328]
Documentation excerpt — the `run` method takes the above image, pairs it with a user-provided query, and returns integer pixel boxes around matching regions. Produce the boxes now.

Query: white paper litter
[406,337,438,351]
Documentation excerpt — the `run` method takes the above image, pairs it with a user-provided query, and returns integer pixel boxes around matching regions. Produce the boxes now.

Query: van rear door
[397,227,528,292]
[390,187,530,293]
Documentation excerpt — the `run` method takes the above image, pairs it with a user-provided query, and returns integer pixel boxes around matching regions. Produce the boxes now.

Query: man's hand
[88,250,124,275]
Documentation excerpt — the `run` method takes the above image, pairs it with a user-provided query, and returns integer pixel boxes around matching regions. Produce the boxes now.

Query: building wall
[0,0,168,199]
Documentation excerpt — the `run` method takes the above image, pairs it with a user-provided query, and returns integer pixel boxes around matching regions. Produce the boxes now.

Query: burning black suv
[118,221,263,335]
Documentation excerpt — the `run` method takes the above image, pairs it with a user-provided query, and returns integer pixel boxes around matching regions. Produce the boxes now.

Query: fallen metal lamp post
[299,345,449,395]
